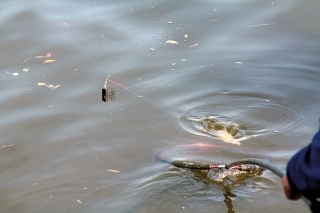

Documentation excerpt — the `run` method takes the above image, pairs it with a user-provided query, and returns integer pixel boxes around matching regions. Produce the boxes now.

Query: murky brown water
[1,0,320,212]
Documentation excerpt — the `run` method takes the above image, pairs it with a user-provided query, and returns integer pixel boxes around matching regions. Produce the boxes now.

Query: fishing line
[102,76,268,176]
[89,4,315,211]
[104,76,266,177]
[90,0,263,179]
[102,76,265,175]
[89,0,174,117]
[89,0,107,73]
[106,76,174,117]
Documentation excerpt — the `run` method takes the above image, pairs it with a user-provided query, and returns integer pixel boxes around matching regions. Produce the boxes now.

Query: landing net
[156,143,271,182]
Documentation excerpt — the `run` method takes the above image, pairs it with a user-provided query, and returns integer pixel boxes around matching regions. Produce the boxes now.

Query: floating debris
[43,60,56,63]
[49,85,60,90]
[23,53,52,63]
[38,82,60,90]
[184,34,188,38]
[189,43,199,47]
[0,144,14,149]
[167,21,173,24]
[166,40,179,45]
[107,169,120,173]
[248,23,275,27]
[5,71,18,76]
[23,68,30,72]
[77,200,82,204]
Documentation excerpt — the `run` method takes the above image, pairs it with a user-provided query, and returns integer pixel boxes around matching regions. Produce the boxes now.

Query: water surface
[1,0,320,212]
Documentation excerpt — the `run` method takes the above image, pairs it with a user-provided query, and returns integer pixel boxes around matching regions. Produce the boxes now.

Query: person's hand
[282,175,301,200]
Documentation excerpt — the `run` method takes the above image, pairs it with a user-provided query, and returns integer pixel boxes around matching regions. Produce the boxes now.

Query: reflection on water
[223,186,237,213]
[156,143,272,164]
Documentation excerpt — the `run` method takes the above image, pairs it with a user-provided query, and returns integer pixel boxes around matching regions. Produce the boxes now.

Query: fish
[215,126,241,146]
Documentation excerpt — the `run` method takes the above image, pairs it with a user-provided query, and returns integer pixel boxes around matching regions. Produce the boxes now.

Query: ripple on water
[124,163,269,212]
[177,92,304,144]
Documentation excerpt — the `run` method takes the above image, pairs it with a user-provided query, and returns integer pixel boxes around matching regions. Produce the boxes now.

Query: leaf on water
[23,68,30,72]
[107,169,120,173]
[38,82,46,86]
[43,60,56,63]
[166,40,179,45]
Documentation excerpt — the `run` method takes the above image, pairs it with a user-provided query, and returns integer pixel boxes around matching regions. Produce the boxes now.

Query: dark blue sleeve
[286,127,320,200]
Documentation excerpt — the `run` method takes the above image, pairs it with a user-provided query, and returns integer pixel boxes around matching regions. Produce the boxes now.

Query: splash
[206,167,262,184]
[215,126,241,146]
[177,92,304,144]
[196,115,251,145]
